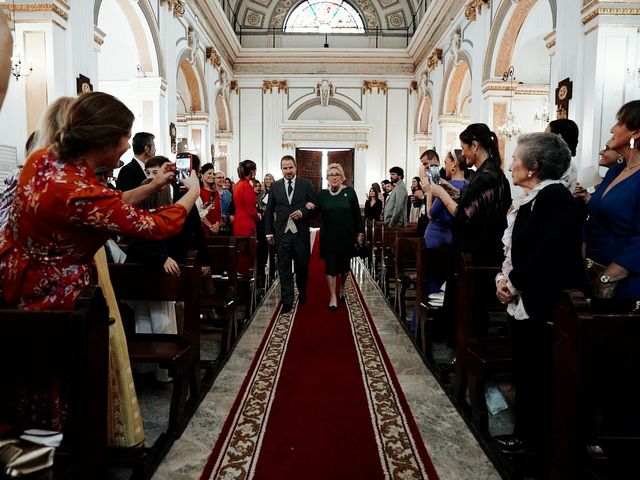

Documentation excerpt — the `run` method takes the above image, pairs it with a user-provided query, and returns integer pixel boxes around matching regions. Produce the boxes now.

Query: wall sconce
[11,55,32,81]
[497,66,522,140]
[9,1,33,81]
[533,97,550,126]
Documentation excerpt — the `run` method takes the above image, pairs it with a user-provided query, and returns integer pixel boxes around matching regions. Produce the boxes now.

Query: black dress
[364,198,382,221]
[318,187,363,276]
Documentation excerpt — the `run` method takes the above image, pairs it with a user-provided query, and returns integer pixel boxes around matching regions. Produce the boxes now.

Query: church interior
[0,0,639,479]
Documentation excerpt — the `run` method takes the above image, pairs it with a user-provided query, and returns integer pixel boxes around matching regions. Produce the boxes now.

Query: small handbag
[585,258,618,299]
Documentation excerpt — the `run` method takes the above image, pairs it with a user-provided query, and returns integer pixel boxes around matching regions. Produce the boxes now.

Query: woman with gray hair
[494,132,587,454]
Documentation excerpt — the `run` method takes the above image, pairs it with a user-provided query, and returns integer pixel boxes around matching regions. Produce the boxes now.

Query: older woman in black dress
[317,163,364,310]
[494,132,586,453]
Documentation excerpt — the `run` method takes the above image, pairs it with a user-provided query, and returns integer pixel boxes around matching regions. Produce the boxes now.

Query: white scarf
[498,179,562,320]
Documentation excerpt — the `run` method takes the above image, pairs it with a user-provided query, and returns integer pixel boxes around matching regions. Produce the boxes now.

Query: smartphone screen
[428,165,441,184]
[175,154,191,180]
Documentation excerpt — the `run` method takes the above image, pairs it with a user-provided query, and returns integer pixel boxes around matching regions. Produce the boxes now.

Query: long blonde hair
[28,96,75,155]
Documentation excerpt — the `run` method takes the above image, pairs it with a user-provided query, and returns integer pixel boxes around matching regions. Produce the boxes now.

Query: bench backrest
[0,286,109,473]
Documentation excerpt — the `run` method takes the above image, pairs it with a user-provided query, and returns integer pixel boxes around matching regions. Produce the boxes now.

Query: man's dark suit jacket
[116,159,146,192]
[265,176,317,241]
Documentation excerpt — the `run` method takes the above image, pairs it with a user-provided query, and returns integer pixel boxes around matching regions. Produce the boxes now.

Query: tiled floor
[151,259,500,479]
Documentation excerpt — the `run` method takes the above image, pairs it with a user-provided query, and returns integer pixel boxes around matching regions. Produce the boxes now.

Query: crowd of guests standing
[0,84,638,465]
[362,105,640,457]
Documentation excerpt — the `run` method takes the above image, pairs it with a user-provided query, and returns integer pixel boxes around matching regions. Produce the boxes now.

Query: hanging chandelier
[497,66,521,139]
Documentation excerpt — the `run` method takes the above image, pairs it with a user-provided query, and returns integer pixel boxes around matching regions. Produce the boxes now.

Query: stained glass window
[284,0,365,34]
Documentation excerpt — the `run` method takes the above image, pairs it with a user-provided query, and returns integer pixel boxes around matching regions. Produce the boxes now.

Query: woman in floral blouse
[0,91,201,309]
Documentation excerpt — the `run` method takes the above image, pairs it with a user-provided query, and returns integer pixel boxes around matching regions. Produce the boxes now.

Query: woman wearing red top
[233,159,259,237]
[0,92,201,310]
[198,163,222,235]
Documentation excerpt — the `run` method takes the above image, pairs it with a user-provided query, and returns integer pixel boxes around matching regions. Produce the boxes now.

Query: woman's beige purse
[0,438,55,477]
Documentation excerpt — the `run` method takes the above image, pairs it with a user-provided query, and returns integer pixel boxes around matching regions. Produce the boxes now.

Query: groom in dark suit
[265,155,317,313]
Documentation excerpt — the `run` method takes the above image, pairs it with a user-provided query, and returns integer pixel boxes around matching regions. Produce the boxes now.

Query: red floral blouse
[0,148,187,309]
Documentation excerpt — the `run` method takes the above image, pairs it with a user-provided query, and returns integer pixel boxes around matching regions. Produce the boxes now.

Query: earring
[631,137,636,149]
[527,172,533,178]
[617,156,624,164]
[451,167,456,174]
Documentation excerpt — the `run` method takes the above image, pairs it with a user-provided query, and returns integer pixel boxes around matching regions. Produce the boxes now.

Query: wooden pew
[0,286,110,476]
[552,291,640,480]
[108,255,202,437]
[371,221,385,280]
[236,235,258,320]
[414,245,452,359]
[393,236,420,323]
[454,254,511,427]
[203,236,238,359]
[379,225,398,296]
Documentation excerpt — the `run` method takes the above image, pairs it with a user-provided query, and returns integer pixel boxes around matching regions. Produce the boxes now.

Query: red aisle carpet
[200,235,439,480]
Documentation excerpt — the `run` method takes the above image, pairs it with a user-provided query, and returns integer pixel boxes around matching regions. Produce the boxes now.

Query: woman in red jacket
[233,160,258,274]
[233,159,259,237]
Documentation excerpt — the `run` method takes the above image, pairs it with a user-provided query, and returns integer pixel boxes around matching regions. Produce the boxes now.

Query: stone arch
[215,93,232,133]
[483,0,556,82]
[439,55,472,117]
[288,97,361,121]
[95,0,165,78]
[416,93,432,134]
[176,51,208,113]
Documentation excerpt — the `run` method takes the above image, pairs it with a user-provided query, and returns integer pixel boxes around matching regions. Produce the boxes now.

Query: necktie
[288,180,293,197]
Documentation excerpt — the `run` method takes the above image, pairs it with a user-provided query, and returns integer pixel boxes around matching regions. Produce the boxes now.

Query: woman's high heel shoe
[338,290,345,301]
[329,303,338,311]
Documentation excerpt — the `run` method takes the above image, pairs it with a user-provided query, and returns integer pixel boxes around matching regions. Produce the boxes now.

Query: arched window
[284,0,365,34]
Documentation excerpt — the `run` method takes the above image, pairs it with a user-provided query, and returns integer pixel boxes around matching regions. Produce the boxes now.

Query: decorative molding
[177,112,210,122]
[465,0,490,21]
[230,81,238,94]
[355,143,369,151]
[315,80,334,107]
[582,7,640,25]
[426,48,443,70]
[206,47,222,68]
[281,122,371,143]
[362,80,388,94]
[481,84,549,96]
[263,80,288,94]
[5,3,69,21]
[409,81,418,94]
[159,0,185,17]
[281,143,296,150]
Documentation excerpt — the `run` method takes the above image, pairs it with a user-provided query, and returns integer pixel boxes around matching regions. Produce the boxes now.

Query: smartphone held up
[175,152,192,180]
[427,165,441,184]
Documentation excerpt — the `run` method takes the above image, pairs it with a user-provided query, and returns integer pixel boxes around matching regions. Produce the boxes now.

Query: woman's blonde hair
[29,96,75,155]
[326,163,345,182]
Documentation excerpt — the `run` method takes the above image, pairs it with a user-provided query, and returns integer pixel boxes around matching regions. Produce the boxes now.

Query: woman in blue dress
[585,100,640,299]
[423,149,469,249]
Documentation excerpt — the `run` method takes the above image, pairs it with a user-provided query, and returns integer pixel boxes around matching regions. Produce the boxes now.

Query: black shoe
[494,435,527,452]
[338,291,345,301]
[281,303,293,314]
[329,304,338,311]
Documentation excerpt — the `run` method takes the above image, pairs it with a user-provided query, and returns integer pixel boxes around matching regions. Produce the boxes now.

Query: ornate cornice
[355,143,369,151]
[230,80,238,94]
[409,80,418,94]
[4,2,69,21]
[582,7,640,25]
[177,112,210,122]
[263,80,288,94]
[465,0,490,21]
[362,80,388,94]
[426,48,443,70]
[160,0,185,17]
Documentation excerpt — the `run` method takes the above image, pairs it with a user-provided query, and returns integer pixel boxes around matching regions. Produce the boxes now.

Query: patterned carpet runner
[200,235,439,479]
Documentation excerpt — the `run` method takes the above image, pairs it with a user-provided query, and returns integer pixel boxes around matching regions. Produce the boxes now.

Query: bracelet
[451,189,461,201]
